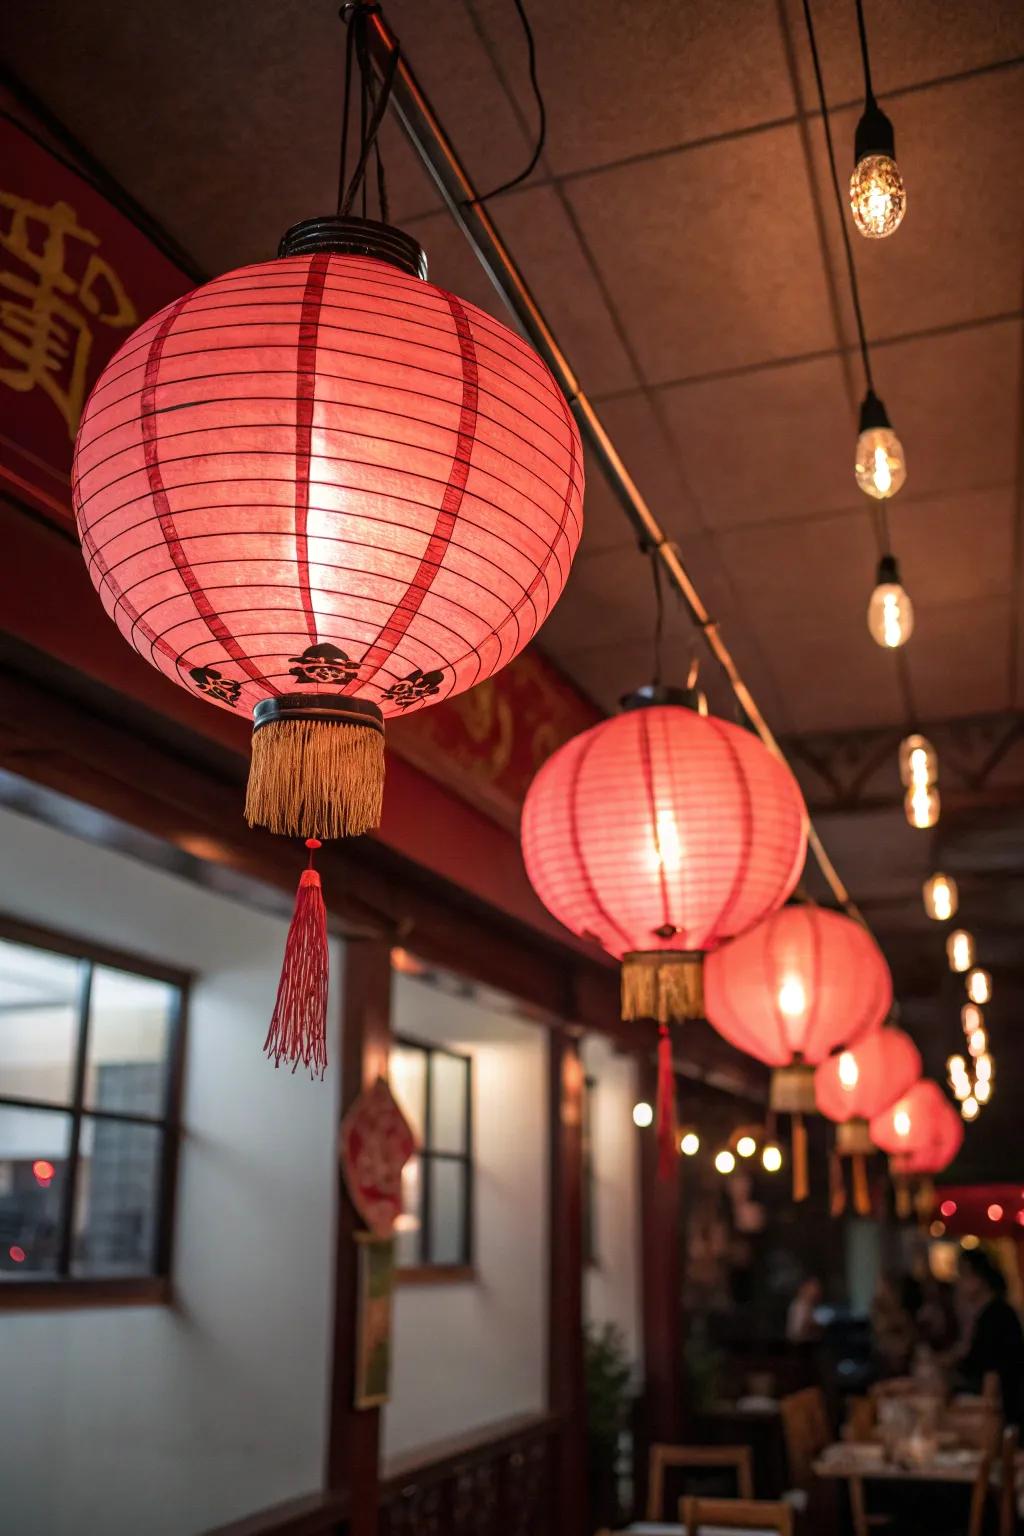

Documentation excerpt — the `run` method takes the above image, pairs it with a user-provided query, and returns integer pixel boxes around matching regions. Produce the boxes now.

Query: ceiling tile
[596,392,706,541]
[905,596,1012,718]
[782,0,1024,106]
[565,123,839,385]
[656,353,856,529]
[894,485,1016,610]
[471,0,796,177]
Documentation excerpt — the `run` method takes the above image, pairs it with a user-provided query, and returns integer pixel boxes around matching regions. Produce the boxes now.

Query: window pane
[0,939,82,1105]
[0,1105,71,1276]
[428,1158,467,1265]
[72,1116,162,1277]
[429,1051,468,1154]
[390,1043,427,1143]
[394,1155,422,1267]
[85,966,176,1117]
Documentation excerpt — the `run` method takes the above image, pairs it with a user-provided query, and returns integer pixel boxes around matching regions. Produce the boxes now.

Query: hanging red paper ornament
[521,685,808,1171]
[870,1080,963,1217]
[73,221,583,838]
[704,905,892,1199]
[814,1026,921,1215]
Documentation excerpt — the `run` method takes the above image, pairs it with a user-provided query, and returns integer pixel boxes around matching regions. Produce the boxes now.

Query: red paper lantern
[871,1080,963,1175]
[73,219,584,841]
[704,906,892,1068]
[521,692,808,1023]
[815,1027,922,1126]
[815,1026,921,1216]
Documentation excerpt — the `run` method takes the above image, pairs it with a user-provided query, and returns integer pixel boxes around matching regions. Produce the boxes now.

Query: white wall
[581,1033,642,1369]
[0,805,341,1536]
[383,971,548,1461]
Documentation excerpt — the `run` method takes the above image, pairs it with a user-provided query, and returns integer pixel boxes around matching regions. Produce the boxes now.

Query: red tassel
[656,1021,677,1180]
[265,842,329,1077]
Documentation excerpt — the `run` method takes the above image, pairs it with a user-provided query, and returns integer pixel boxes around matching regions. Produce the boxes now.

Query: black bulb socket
[859,389,893,435]
[854,101,896,166]
[875,554,902,588]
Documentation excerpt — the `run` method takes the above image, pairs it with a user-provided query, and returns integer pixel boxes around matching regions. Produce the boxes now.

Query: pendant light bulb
[966,968,992,1006]
[947,930,975,974]
[856,394,907,500]
[850,103,906,239]
[762,1143,783,1173]
[923,873,958,922]
[905,783,939,830]
[868,556,914,649]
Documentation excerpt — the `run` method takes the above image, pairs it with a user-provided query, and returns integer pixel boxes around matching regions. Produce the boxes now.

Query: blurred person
[871,1272,919,1378]
[957,1248,1024,1426]
[786,1275,823,1343]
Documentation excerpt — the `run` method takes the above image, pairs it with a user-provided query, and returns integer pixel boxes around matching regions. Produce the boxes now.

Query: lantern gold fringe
[621,951,704,1024]
[245,717,385,839]
[829,1148,847,1216]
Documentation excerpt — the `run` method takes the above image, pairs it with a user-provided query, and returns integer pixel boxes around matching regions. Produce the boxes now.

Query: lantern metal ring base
[253,693,384,735]
[278,215,428,279]
[770,1061,816,1116]
[836,1116,874,1157]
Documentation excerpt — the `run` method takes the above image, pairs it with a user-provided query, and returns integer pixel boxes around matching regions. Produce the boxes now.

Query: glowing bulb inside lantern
[715,1150,736,1175]
[923,873,957,922]
[850,153,907,239]
[947,931,975,973]
[838,1050,860,1090]
[777,975,807,1018]
[905,783,940,829]
[893,1108,912,1139]
[650,807,683,875]
[868,580,914,649]
[856,427,907,500]
[976,1079,992,1105]
[968,1028,987,1058]
[966,968,991,1005]
[680,1131,700,1156]
[737,1135,756,1159]
[962,1096,979,1121]
[762,1144,783,1173]
[632,1101,654,1128]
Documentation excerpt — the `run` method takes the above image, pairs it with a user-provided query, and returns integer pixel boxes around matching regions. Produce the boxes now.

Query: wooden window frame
[0,912,189,1309]
[391,1034,473,1278]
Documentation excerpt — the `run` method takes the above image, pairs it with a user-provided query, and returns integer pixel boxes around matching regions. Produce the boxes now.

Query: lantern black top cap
[620,683,707,715]
[854,100,896,166]
[278,215,428,280]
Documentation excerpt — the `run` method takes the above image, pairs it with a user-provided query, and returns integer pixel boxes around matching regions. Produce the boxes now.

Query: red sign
[340,1078,416,1238]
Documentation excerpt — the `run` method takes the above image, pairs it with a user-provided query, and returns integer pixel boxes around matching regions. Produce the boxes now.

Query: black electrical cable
[336,2,397,222]
[800,0,875,395]
[853,0,876,105]
[469,0,547,205]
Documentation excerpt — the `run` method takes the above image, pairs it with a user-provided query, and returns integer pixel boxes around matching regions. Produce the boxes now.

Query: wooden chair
[1001,1425,1020,1536]
[843,1395,877,1442]
[847,1450,994,1536]
[779,1387,830,1491]
[647,1443,755,1519]
[680,1494,794,1534]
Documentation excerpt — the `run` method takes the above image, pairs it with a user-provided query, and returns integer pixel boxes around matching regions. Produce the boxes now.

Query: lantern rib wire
[358,3,865,924]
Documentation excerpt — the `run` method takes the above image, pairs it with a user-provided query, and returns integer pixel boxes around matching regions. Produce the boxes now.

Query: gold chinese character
[0,192,137,438]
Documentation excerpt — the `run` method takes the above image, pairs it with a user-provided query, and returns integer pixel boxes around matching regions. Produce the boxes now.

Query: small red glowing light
[1016,1211,1024,1228]
[32,1159,55,1184]
[988,1203,1004,1222]
[9,1245,25,1263]
[940,1200,957,1217]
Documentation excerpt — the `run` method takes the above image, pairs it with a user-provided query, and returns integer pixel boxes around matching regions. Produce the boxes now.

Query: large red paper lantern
[73,218,584,842]
[72,216,583,1076]
[814,1026,921,1215]
[704,905,892,1199]
[521,692,808,1023]
[871,1080,963,1175]
[521,688,807,1178]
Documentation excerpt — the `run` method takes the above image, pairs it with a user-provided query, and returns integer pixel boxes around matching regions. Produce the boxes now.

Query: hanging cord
[800,0,875,395]
[468,0,547,205]
[336,2,399,221]
[854,0,876,105]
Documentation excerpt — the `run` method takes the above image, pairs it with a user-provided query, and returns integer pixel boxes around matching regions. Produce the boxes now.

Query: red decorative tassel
[852,1152,871,1216]
[829,1148,847,1217]
[265,840,329,1077]
[792,1113,809,1202]
[656,1021,677,1180]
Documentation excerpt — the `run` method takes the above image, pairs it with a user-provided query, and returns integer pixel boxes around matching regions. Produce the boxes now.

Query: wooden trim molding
[394,1263,476,1287]
[0,1276,171,1311]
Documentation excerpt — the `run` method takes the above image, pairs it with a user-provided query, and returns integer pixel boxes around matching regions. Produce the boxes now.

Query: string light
[715,1150,736,1175]
[967,1028,987,1059]
[680,1131,700,1156]
[632,1101,654,1128]
[762,1144,783,1173]
[930,1220,945,1238]
[905,783,940,830]
[961,1003,983,1034]
[867,556,914,649]
[962,1096,979,1122]
[975,1079,992,1105]
[923,873,958,922]
[975,1054,992,1083]
[899,734,939,827]
[966,968,992,1006]
[736,1135,757,1159]
[856,398,907,500]
[848,0,907,239]
[947,931,975,974]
